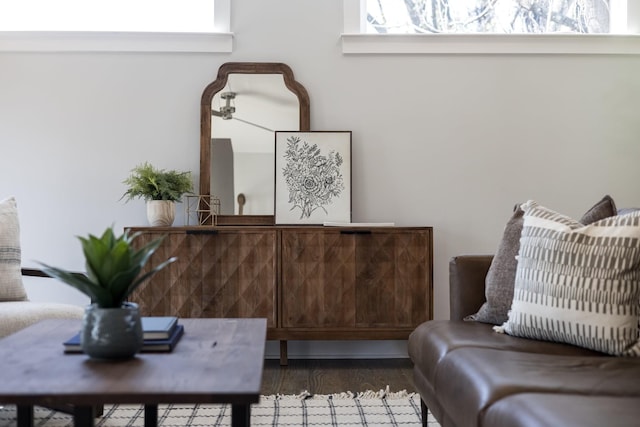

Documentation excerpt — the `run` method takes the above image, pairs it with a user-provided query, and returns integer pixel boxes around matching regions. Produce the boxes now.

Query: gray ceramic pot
[81,302,143,360]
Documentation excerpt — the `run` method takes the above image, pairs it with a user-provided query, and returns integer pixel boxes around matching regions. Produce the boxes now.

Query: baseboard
[264,339,409,359]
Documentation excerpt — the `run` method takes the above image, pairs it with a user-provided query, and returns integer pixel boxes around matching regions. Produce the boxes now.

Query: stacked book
[63,316,184,353]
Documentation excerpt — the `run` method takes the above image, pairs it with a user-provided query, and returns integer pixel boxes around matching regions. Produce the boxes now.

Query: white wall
[2,0,640,358]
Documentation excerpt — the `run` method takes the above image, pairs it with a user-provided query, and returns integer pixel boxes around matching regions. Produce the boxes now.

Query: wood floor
[261,358,416,395]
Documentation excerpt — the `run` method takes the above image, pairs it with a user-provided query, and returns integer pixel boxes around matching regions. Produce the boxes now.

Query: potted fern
[122,162,193,226]
[39,226,175,359]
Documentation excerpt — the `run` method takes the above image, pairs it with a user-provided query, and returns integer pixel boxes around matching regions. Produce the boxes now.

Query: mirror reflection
[200,62,310,225]
[210,74,299,215]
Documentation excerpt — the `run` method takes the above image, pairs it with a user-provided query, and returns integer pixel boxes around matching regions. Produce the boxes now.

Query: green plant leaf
[127,256,177,298]
[37,226,175,308]
[121,162,193,202]
[37,264,115,306]
[130,234,165,269]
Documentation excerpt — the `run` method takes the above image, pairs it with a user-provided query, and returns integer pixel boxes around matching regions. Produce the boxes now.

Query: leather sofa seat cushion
[483,393,640,427]
[435,348,640,427]
[412,363,447,424]
[408,320,602,385]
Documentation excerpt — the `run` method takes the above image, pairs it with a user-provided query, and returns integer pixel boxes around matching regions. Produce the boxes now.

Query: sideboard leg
[279,340,288,366]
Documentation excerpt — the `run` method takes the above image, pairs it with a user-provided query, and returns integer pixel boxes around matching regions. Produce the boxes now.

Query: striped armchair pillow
[0,196,28,302]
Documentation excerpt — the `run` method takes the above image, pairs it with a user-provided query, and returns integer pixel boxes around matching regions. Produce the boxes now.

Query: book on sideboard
[142,316,179,340]
[63,321,184,354]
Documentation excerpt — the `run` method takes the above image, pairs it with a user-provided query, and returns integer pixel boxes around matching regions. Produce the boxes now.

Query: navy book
[64,324,184,353]
[142,316,179,340]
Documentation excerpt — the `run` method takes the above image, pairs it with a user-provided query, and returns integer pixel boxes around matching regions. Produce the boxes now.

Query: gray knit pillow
[466,195,616,325]
[0,196,28,302]
[496,201,640,356]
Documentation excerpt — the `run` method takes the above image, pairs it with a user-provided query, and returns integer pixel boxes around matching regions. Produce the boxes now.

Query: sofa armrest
[449,255,493,321]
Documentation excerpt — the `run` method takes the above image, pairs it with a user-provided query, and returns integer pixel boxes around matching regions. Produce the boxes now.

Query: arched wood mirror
[200,62,310,225]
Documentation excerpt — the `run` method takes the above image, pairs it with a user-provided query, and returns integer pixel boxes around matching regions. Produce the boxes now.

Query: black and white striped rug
[0,389,440,426]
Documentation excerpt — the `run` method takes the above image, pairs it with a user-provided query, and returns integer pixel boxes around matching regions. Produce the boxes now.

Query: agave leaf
[106,239,136,279]
[39,226,174,309]
[83,230,136,290]
[104,240,166,304]
[130,235,166,268]
[80,234,110,286]
[101,232,168,305]
[104,264,143,307]
[37,263,114,306]
[104,256,176,306]
[126,256,177,297]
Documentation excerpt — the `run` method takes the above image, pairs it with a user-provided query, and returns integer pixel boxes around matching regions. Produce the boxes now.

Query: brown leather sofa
[408,255,640,427]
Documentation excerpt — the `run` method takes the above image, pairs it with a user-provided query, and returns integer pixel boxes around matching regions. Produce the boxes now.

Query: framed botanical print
[274,131,352,225]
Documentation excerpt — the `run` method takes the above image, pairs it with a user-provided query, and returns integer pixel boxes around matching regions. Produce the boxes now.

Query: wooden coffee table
[0,317,266,427]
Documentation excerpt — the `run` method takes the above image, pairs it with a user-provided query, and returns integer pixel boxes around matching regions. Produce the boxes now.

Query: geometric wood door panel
[128,228,277,326]
[281,228,432,330]
[196,229,277,326]
[354,230,431,327]
[128,231,198,318]
[281,229,357,328]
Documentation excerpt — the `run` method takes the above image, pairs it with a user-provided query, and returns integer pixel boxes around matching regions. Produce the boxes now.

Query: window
[342,0,640,54]
[0,0,231,52]
[367,0,617,34]
[0,0,218,32]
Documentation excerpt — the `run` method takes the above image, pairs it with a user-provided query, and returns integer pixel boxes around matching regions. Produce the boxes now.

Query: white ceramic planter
[147,200,175,226]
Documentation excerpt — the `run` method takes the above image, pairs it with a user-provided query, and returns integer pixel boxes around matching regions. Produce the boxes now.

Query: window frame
[0,0,232,53]
[342,0,640,55]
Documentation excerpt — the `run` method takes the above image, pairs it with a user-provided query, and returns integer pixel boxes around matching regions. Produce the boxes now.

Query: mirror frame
[200,62,311,225]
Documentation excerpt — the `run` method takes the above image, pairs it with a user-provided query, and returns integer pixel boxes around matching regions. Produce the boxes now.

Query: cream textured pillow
[495,200,640,356]
[467,195,617,325]
[0,196,28,301]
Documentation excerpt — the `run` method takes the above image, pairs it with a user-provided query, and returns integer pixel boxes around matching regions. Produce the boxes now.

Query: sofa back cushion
[496,200,640,356]
[0,196,28,302]
[466,195,616,325]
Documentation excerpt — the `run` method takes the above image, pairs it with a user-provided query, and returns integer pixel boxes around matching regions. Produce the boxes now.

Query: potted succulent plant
[122,162,193,226]
[39,226,176,359]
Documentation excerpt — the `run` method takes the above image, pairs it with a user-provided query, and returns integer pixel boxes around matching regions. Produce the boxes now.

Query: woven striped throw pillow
[495,200,640,356]
[0,196,28,302]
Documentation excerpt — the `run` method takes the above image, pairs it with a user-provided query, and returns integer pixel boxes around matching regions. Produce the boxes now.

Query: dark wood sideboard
[127,225,433,364]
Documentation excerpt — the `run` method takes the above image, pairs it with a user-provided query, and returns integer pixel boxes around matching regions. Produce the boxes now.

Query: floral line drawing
[282,135,345,219]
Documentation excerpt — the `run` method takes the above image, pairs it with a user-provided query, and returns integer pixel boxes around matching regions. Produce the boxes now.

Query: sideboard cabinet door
[197,229,277,327]
[280,228,432,330]
[129,231,198,318]
[128,228,277,327]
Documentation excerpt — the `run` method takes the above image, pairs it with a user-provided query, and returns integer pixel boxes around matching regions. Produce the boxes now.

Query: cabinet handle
[339,230,372,235]
[186,229,219,235]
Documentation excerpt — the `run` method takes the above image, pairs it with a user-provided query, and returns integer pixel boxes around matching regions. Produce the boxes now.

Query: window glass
[0,0,215,32]
[366,0,613,34]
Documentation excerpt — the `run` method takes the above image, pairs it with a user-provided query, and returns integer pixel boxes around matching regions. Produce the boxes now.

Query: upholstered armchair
[0,268,84,339]
[0,196,84,338]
